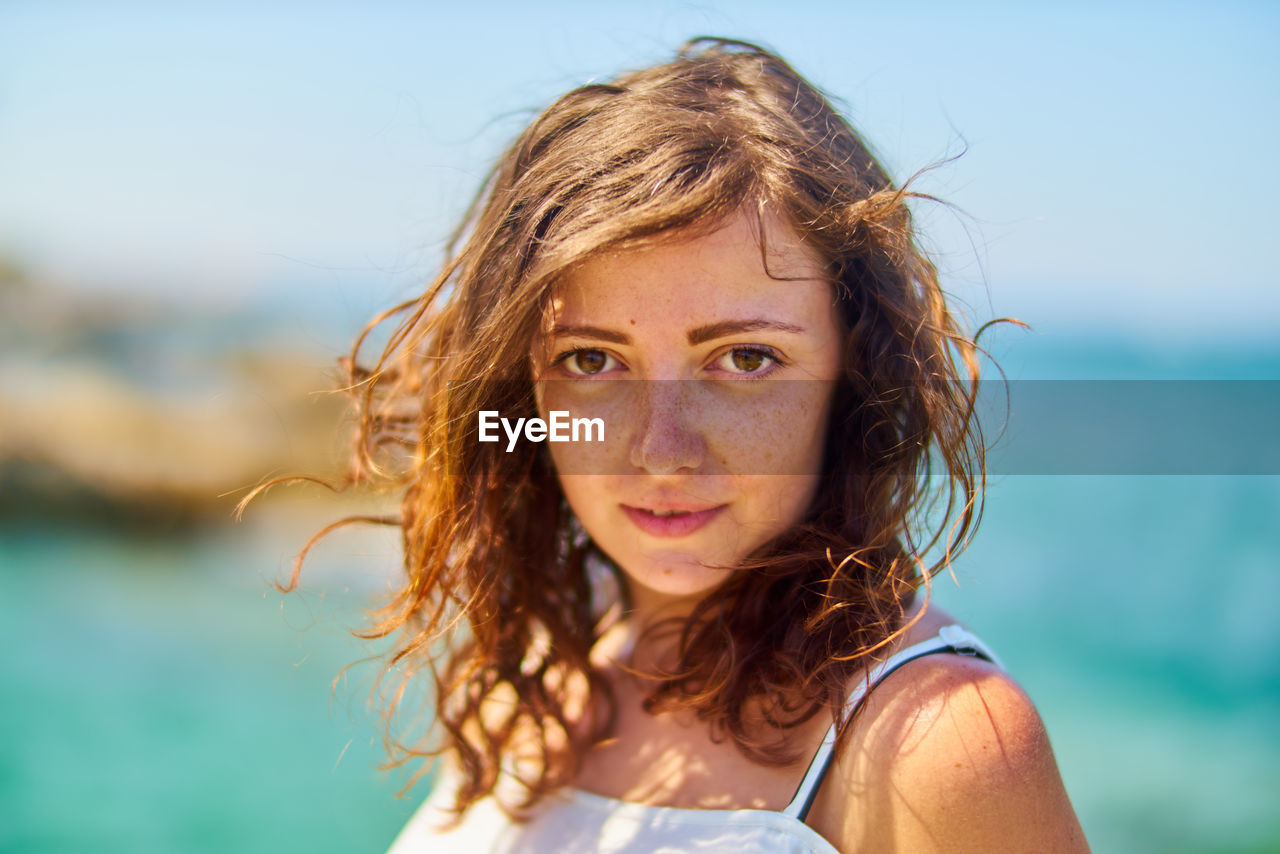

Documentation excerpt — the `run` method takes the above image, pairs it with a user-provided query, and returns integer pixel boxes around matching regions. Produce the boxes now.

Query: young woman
[307,38,1086,853]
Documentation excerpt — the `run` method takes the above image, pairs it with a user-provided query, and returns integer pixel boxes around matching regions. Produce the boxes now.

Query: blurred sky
[2,1,1278,342]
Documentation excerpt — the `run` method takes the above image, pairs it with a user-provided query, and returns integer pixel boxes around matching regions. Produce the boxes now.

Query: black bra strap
[782,625,1002,822]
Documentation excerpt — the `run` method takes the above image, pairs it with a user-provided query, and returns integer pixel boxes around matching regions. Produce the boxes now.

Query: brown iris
[729,348,766,373]
[573,350,609,374]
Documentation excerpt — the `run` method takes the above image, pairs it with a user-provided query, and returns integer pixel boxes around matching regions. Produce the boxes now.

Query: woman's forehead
[544,211,830,326]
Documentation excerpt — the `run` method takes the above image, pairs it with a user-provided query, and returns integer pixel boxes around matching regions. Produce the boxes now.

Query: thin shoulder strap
[781,625,1003,822]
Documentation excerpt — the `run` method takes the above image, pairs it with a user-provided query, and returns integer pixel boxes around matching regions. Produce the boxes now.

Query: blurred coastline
[0,264,354,533]
[0,265,419,852]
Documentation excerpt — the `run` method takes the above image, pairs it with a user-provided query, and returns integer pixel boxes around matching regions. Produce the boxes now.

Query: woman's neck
[594,579,712,675]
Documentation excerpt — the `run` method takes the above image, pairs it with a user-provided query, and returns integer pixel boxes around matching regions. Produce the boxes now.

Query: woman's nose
[628,381,706,474]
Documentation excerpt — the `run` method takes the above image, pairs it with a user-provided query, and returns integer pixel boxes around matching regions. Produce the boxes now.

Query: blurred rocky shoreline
[0,280,357,531]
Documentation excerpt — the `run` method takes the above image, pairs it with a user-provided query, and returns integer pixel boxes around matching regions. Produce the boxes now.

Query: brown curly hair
[261,37,993,818]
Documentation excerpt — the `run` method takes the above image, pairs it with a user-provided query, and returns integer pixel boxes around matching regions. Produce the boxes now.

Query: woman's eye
[558,348,618,375]
[716,346,780,376]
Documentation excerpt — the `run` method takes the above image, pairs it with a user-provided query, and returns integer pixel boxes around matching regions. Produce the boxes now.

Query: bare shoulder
[807,650,1089,853]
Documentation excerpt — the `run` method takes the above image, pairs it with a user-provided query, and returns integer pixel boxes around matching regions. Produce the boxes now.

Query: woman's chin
[622,552,735,603]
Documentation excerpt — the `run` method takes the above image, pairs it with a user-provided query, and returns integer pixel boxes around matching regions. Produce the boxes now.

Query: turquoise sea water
[0,523,420,853]
[2,337,1278,854]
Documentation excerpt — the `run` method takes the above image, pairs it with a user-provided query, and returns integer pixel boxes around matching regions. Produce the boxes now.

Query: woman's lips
[621,504,727,538]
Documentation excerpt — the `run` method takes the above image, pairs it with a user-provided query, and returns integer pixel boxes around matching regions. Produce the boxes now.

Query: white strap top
[386,625,1001,854]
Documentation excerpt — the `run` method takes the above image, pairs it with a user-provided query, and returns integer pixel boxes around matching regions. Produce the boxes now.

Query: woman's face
[533,209,843,607]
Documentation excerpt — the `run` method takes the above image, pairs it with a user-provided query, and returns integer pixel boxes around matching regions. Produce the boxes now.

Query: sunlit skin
[533,209,843,624]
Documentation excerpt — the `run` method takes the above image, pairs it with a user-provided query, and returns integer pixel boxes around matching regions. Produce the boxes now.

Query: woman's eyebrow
[549,324,632,344]
[687,319,805,345]
[549,319,805,346]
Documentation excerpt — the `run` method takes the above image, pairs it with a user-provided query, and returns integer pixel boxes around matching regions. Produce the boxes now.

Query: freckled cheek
[731,475,822,543]
[536,382,635,475]
[555,474,611,519]
[703,384,832,475]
